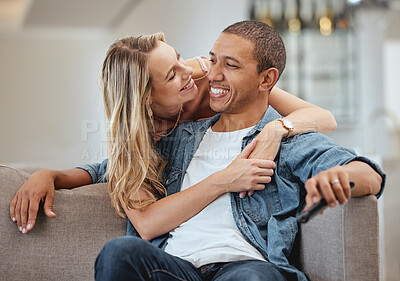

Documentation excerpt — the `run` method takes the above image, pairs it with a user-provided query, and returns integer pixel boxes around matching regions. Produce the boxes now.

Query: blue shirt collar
[183,106,281,136]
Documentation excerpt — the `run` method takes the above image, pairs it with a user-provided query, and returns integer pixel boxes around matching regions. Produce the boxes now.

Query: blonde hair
[101,33,167,217]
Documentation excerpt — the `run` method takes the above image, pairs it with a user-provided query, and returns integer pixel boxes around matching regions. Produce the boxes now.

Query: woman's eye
[227,63,238,68]
[169,72,176,81]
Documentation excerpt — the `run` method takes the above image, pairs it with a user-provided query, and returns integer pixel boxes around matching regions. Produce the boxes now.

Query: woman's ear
[147,96,153,105]
[258,67,279,93]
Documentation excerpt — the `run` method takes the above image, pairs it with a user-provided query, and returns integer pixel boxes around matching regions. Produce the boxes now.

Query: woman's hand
[9,168,92,234]
[249,120,287,160]
[213,139,276,198]
[238,120,286,198]
[186,57,210,80]
[10,169,57,234]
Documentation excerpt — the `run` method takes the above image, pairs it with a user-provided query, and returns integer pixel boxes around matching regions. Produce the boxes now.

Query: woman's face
[147,41,198,116]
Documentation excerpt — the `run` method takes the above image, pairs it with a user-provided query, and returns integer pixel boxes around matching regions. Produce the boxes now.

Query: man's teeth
[211,87,229,95]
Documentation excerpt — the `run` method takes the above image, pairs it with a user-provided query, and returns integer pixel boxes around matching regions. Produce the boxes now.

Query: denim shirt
[77,107,385,281]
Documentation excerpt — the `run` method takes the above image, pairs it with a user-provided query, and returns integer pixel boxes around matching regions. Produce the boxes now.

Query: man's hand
[10,170,57,234]
[304,166,352,211]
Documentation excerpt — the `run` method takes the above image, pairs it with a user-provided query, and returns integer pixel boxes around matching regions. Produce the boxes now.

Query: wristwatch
[277,118,294,138]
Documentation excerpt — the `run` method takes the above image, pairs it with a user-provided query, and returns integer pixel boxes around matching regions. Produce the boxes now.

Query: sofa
[0,164,380,281]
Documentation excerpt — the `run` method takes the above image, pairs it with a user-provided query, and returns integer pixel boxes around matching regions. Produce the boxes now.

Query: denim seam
[149,269,189,281]
[76,166,97,183]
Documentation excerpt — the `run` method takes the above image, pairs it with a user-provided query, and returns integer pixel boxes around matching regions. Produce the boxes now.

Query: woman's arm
[120,140,275,241]
[10,168,92,234]
[248,87,337,161]
[269,87,337,134]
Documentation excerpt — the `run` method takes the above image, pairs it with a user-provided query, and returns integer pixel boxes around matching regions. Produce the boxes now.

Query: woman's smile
[180,77,195,92]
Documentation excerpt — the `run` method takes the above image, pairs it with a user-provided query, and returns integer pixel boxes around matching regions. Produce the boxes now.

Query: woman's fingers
[20,197,29,233]
[27,199,41,232]
[237,139,257,159]
[9,195,17,222]
[239,191,247,198]
[256,176,272,184]
[15,195,22,231]
[43,192,56,218]
[250,159,276,169]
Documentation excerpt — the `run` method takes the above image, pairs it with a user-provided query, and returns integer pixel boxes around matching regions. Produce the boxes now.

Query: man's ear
[258,67,279,92]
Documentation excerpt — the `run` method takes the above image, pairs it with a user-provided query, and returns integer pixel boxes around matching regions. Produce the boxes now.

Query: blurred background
[0,0,399,279]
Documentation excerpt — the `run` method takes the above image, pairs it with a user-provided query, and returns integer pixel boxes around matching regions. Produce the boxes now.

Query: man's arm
[282,132,385,210]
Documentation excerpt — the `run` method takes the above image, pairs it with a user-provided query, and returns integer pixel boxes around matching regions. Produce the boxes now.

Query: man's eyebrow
[209,51,240,64]
[225,56,240,64]
[165,49,180,80]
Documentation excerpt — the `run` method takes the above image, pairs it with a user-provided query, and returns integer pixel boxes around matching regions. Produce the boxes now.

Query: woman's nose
[182,64,193,79]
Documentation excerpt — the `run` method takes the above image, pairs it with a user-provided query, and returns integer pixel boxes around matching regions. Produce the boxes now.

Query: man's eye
[169,72,176,81]
[209,59,216,64]
[227,63,238,68]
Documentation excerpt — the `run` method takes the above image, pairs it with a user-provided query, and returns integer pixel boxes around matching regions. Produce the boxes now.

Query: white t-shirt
[164,126,265,268]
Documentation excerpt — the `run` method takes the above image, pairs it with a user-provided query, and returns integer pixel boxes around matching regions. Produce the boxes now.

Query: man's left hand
[304,166,352,210]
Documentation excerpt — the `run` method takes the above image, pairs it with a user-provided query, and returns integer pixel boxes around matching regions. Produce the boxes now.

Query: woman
[10,33,336,235]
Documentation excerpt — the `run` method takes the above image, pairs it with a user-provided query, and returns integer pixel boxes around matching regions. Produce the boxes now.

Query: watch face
[283,119,294,129]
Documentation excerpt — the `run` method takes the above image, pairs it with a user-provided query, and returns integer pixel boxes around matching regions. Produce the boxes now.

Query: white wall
[0,34,110,168]
[384,39,400,157]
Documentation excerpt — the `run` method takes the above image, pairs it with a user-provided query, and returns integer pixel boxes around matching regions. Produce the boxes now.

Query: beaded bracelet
[194,56,209,81]
[194,56,209,74]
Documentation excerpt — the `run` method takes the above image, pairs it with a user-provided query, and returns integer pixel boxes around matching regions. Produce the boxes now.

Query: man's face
[208,33,261,114]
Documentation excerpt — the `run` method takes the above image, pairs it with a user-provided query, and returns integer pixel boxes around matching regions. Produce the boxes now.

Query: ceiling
[0,0,140,31]
[1,0,399,33]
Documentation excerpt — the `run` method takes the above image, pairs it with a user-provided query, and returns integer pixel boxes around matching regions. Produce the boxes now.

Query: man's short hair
[223,20,286,77]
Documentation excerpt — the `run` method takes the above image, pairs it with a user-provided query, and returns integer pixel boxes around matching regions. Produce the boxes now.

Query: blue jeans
[95,236,287,281]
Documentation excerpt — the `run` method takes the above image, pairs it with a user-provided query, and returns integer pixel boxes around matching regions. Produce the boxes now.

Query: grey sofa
[0,165,380,281]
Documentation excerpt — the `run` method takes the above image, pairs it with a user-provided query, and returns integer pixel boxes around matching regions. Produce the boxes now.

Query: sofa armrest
[0,165,126,281]
[297,195,379,281]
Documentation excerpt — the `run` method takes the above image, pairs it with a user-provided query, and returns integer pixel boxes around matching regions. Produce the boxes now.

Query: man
[94,21,384,281]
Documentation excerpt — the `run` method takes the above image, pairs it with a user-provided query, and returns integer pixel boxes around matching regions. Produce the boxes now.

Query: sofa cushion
[0,165,126,281]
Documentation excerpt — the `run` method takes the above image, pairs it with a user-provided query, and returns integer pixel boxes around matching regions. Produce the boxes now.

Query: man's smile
[209,85,230,99]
